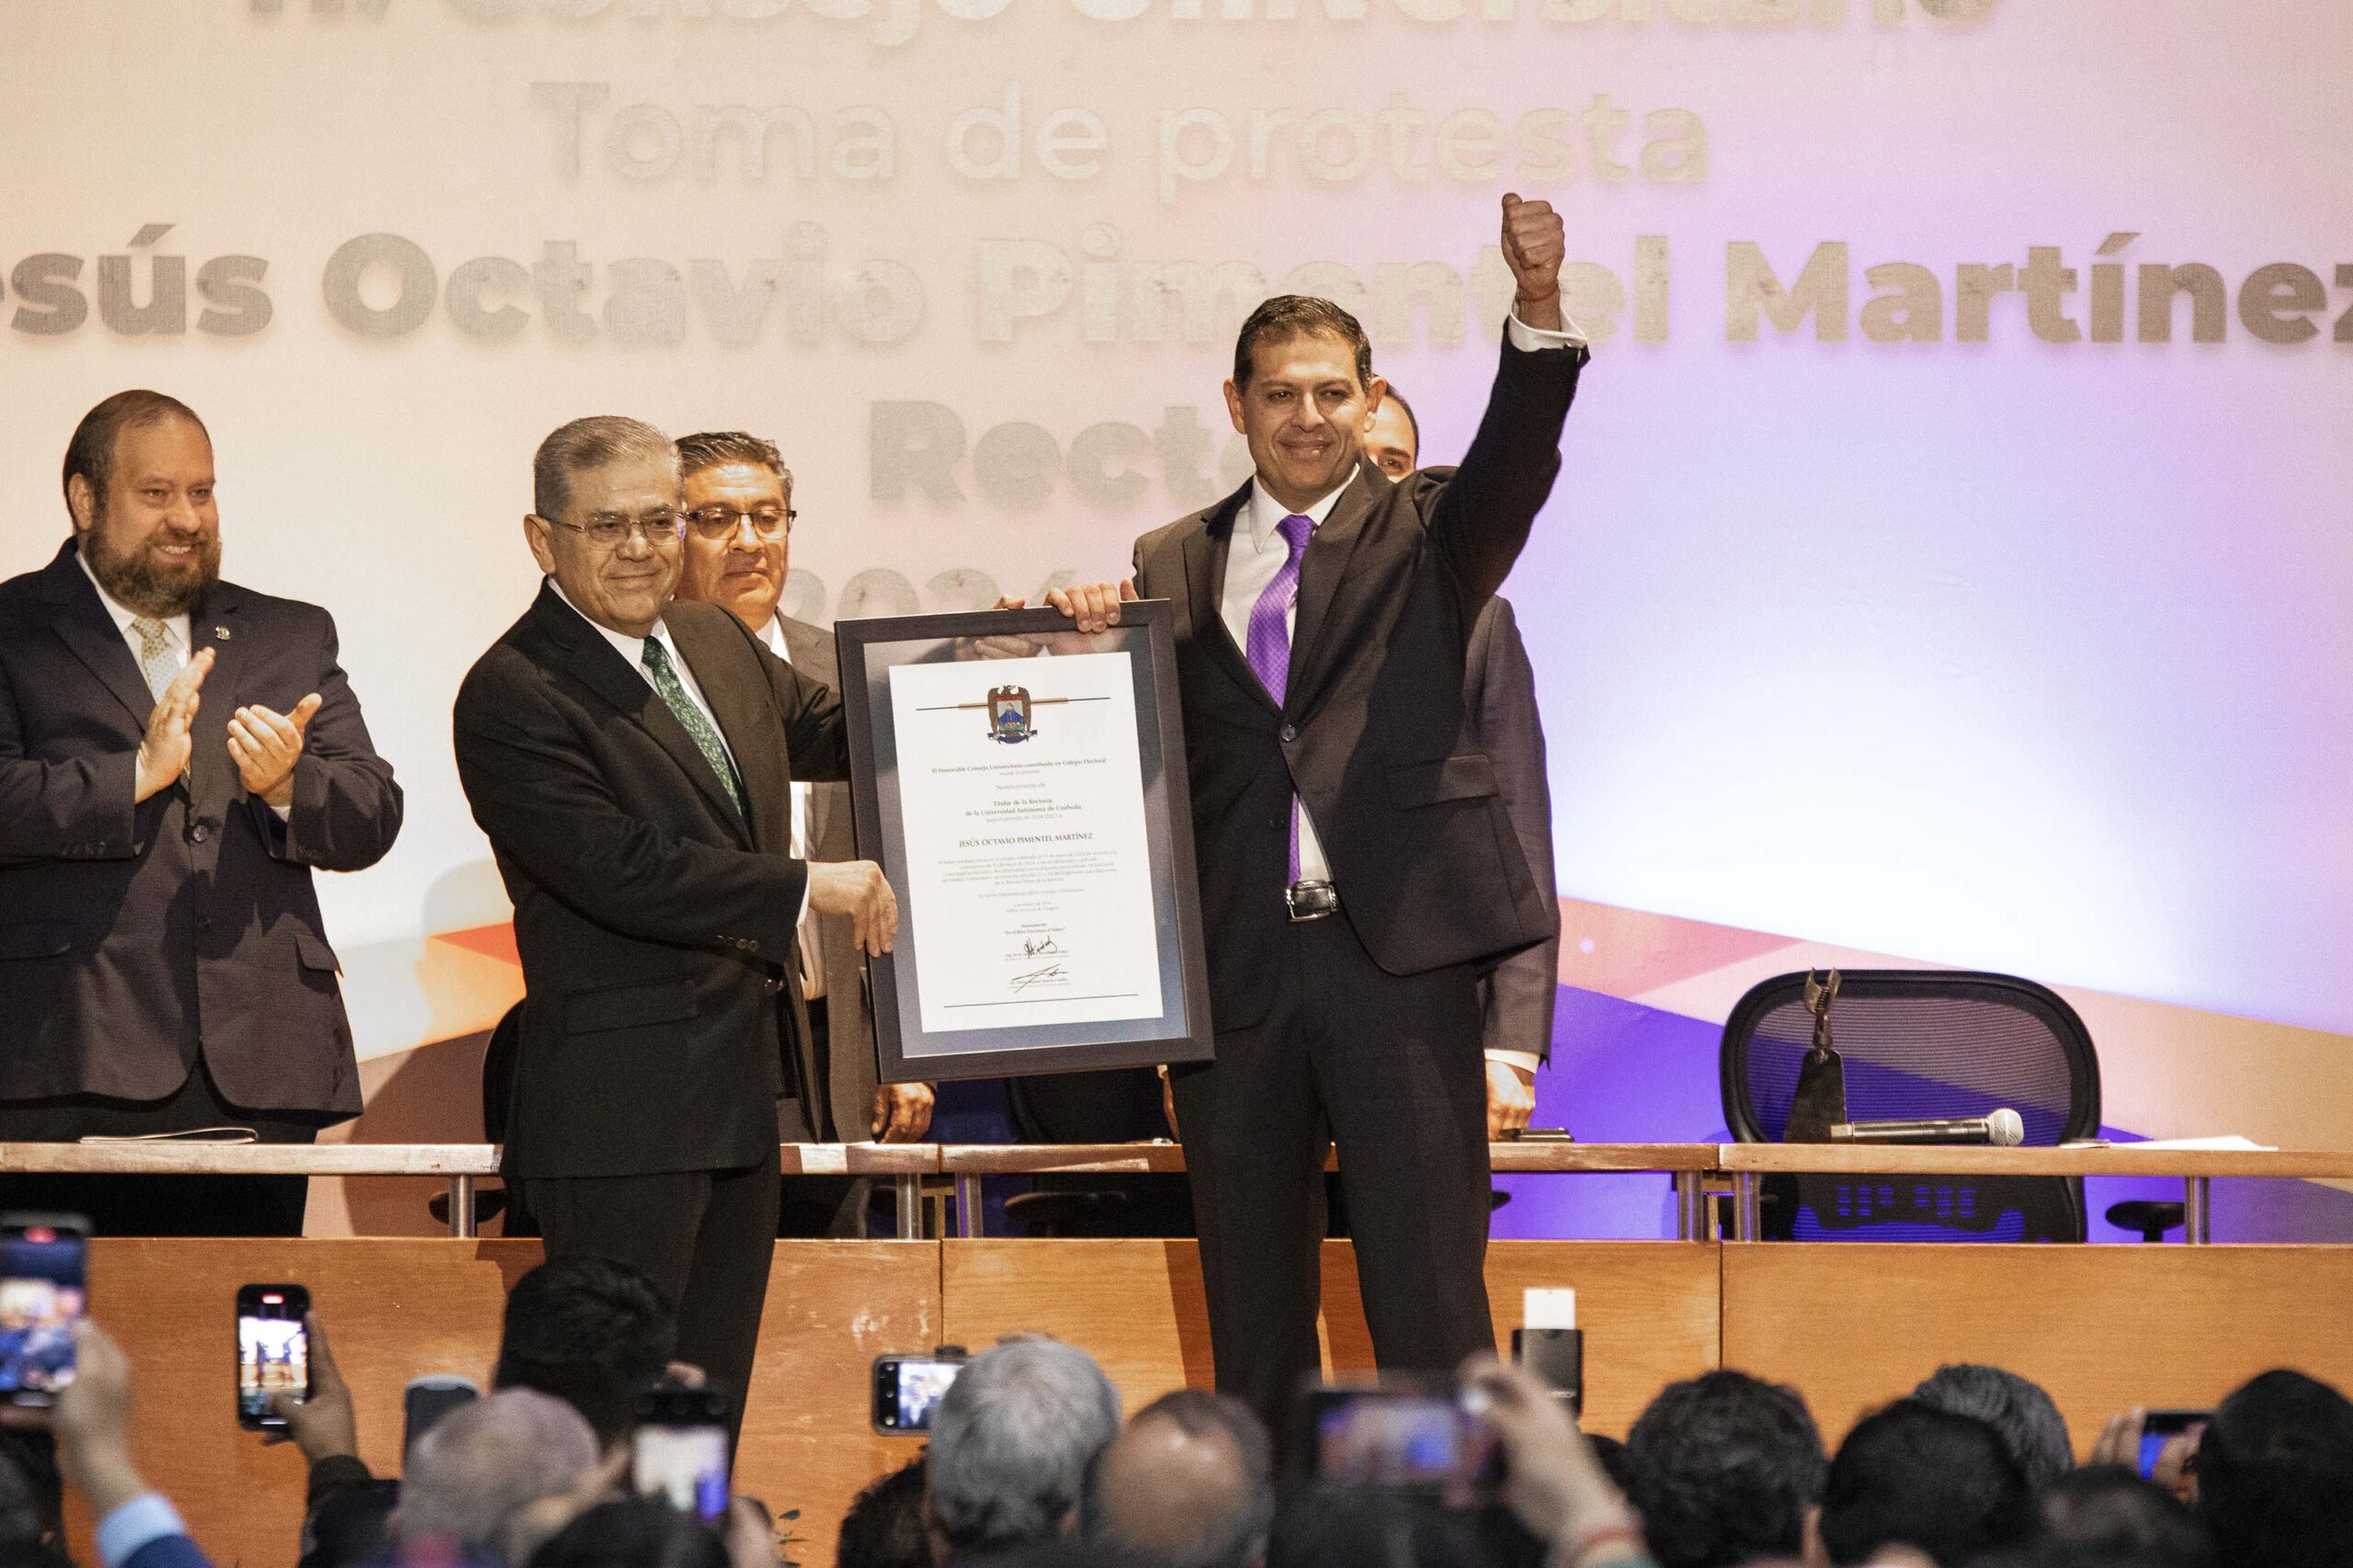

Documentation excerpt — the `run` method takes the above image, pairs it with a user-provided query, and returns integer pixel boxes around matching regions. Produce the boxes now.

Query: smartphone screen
[2139,1410,2209,1479]
[634,1423,732,1522]
[236,1284,312,1428]
[0,1215,88,1408]
[1302,1384,1500,1504]
[404,1377,482,1457]
[872,1355,964,1434]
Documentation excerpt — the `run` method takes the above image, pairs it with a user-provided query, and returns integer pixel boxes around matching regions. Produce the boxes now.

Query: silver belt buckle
[1284,880,1338,923]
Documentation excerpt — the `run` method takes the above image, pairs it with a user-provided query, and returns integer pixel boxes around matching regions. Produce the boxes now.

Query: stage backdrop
[2,1,2348,1239]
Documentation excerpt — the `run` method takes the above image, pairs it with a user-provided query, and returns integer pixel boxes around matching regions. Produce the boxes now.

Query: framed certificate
[835,601,1214,1083]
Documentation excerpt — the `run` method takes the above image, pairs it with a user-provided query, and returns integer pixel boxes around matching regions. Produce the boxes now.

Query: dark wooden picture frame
[835,601,1214,1084]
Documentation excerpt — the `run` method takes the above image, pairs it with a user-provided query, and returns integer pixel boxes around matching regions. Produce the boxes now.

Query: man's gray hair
[532,415,676,522]
[396,1387,601,1551]
[928,1339,1123,1556]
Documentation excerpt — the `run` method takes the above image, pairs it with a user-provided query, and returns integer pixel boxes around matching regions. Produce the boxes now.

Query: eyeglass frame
[529,509,688,550]
[683,504,797,541]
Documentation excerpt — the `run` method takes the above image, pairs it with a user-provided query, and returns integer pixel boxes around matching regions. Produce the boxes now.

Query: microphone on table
[1828,1108,2025,1147]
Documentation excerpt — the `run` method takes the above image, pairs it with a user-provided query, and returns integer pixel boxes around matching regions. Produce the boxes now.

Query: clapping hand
[229,692,324,811]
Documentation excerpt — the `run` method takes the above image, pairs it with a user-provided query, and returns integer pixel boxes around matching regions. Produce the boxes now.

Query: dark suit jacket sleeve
[1472,600,1560,1062]
[454,666,806,960]
[256,610,404,872]
[0,653,138,866]
[1425,331,1588,608]
[122,1537,217,1568]
[756,639,849,787]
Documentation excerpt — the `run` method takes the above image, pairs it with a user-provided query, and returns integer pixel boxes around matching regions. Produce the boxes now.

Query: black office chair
[1721,971,2101,1243]
[427,1000,533,1235]
[1002,1068,1194,1237]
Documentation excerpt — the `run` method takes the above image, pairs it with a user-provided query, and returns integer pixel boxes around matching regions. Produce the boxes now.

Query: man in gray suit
[1364,389,1559,1132]
[671,431,935,1235]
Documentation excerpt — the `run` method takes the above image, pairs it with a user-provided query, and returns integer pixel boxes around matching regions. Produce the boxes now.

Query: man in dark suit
[1365,387,1560,1124]
[669,429,935,1236]
[1048,197,1587,1431]
[451,416,896,1443]
[0,390,402,1237]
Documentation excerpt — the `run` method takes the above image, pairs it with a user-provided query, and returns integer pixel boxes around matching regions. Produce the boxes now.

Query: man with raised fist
[1043,196,1589,1433]
[0,391,403,1236]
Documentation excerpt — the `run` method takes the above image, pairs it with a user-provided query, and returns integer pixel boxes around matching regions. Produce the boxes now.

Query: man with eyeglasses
[670,430,935,1239]
[452,416,898,1449]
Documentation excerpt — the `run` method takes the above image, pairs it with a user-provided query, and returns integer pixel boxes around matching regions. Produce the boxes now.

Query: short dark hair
[493,1256,677,1448]
[526,1497,730,1568]
[1232,295,1372,393]
[62,391,207,518]
[1378,386,1420,454]
[1626,1369,1826,1568]
[2033,1464,2213,1568]
[1912,1363,2075,1490]
[2197,1369,2353,1568]
[532,415,675,523]
[676,430,794,495]
[1819,1400,2034,1567]
[838,1456,930,1568]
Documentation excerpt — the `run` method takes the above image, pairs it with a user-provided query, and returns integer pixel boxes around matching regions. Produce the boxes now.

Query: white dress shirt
[549,581,810,929]
[77,548,295,822]
[1218,310,1579,1081]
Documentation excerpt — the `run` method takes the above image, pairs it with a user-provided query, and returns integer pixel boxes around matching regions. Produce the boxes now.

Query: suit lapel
[40,544,155,731]
[530,585,753,845]
[1287,461,1384,712]
[778,618,836,849]
[187,583,244,812]
[1182,484,1275,714]
[671,608,783,854]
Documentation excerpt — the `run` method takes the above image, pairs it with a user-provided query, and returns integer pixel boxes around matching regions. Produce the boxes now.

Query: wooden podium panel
[79,1239,938,1568]
[1722,1244,2353,1453]
[942,1240,1721,1437]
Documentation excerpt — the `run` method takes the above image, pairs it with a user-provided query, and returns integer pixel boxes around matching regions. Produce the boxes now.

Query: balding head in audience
[396,1388,602,1557]
[1085,1391,1274,1568]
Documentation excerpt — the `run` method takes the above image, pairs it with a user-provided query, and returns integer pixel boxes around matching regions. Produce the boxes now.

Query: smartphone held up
[236,1283,313,1430]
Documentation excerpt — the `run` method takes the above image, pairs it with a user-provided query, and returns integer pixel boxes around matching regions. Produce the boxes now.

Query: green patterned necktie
[641,637,746,814]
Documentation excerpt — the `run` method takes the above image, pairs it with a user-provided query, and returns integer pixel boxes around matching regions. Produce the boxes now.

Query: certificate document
[886,650,1165,1034]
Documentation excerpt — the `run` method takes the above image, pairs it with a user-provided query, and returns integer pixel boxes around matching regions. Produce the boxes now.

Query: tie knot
[1277,513,1313,557]
[131,616,169,653]
[641,637,672,672]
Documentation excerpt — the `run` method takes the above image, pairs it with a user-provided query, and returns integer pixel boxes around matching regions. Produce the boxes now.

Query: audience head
[63,390,221,617]
[840,1456,933,1568]
[1224,295,1387,509]
[526,1498,731,1568]
[2030,1465,2212,1568]
[1267,1483,1489,1568]
[1817,1400,2034,1567]
[674,430,795,633]
[494,1255,679,1449]
[1363,387,1419,480]
[527,415,682,637]
[1911,1363,2075,1490]
[397,1388,602,1553]
[927,1338,1123,1560]
[1086,1390,1274,1568]
[1625,1369,1827,1568]
[2194,1369,2353,1568]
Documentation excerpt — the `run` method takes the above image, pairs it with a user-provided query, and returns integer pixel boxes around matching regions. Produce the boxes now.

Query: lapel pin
[213,626,232,642]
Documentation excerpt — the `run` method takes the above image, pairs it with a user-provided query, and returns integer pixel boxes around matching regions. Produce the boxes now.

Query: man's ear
[67,474,96,536]
[524,514,558,576]
[1223,379,1247,436]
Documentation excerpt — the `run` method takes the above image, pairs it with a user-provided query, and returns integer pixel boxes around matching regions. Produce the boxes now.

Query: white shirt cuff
[97,1494,187,1568]
[1506,310,1586,351]
[797,872,811,929]
[1485,1049,1542,1075]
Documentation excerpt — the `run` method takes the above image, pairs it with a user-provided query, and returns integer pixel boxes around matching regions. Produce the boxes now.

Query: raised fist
[1500,193,1566,326]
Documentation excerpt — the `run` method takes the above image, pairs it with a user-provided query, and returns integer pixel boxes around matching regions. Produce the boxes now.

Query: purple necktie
[1245,513,1314,881]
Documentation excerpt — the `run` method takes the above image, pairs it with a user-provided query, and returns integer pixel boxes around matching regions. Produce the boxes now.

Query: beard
[84,517,222,618]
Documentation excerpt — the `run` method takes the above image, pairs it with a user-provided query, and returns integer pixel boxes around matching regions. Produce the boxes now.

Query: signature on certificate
[1021,937,1062,957]
[1010,963,1068,994]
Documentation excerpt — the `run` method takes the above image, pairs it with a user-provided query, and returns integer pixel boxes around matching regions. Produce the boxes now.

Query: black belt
[1284,880,1340,923]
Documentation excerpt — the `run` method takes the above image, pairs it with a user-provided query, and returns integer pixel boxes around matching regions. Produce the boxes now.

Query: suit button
[189,824,209,844]
[1279,724,1297,743]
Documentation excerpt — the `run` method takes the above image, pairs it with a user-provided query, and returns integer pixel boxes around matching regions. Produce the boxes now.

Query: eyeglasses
[684,505,795,541]
[535,510,686,549]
